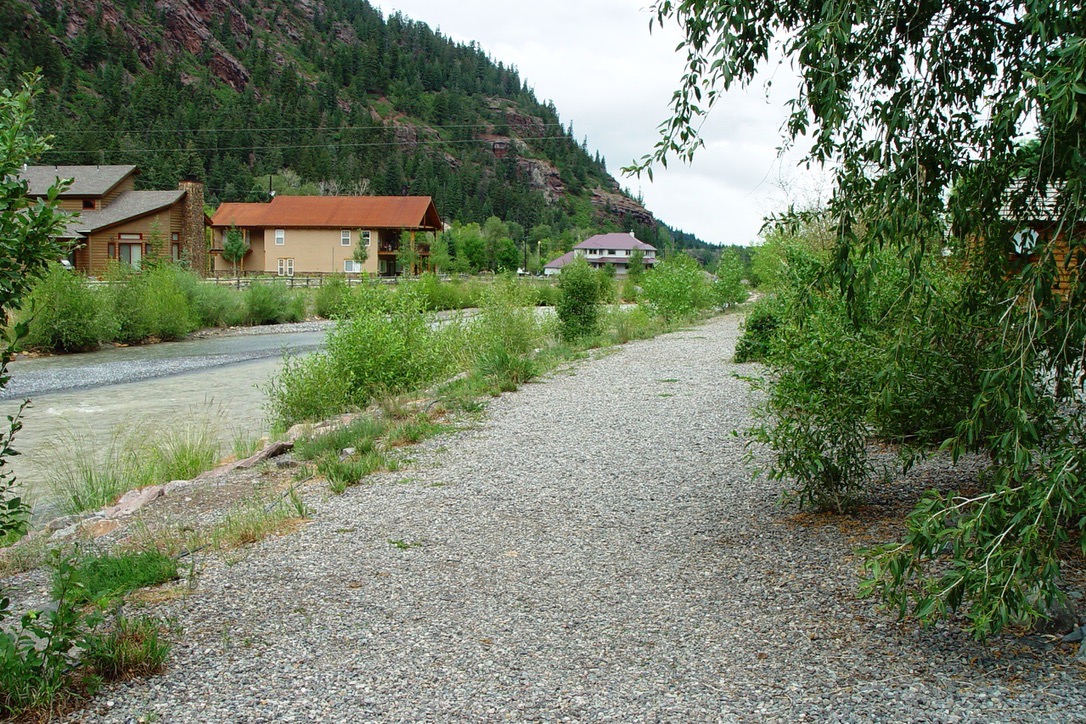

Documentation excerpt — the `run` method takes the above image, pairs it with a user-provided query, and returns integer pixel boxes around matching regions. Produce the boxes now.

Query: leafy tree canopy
[639,2,1086,638]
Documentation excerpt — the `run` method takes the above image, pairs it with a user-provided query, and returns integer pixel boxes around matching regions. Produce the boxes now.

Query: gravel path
[67,314,1084,722]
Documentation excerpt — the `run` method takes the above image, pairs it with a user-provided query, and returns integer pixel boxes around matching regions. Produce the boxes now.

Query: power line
[44,121,570,135]
[83,135,578,155]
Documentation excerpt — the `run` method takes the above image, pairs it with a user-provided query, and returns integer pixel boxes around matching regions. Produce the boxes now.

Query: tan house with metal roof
[209,196,442,276]
[19,165,209,275]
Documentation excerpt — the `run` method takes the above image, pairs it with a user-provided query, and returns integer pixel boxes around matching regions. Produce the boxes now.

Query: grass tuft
[56,549,180,606]
[81,616,172,681]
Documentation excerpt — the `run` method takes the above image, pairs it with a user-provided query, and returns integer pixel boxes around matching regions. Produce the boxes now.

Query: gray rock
[1032,600,1079,635]
[101,485,165,519]
[44,514,83,532]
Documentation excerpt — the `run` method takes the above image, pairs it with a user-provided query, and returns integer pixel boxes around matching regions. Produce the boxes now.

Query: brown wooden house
[1001,183,1083,297]
[20,165,209,275]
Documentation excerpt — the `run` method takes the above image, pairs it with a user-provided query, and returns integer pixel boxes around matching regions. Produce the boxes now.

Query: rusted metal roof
[211,196,441,230]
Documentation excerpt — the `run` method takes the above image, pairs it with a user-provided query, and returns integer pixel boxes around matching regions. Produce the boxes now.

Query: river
[0,323,331,517]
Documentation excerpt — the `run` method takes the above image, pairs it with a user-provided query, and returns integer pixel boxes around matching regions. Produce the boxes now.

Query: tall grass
[48,415,223,515]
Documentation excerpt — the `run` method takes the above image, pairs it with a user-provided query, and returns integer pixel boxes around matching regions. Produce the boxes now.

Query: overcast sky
[373,0,826,246]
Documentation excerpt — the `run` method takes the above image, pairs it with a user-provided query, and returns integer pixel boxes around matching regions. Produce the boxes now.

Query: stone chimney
[178,176,207,275]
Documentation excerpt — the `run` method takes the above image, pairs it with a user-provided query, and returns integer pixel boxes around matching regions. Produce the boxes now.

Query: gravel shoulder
[19,313,1083,721]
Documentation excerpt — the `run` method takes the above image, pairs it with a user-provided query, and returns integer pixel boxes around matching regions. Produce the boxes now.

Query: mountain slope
[3,0,712,250]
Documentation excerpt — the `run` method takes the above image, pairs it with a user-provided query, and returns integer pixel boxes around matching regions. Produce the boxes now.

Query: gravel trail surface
[68,315,1083,722]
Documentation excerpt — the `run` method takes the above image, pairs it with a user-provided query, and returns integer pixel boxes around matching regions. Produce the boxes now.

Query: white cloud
[374,1,820,245]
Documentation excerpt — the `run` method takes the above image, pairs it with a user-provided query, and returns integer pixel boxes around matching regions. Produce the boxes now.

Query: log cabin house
[20,165,209,275]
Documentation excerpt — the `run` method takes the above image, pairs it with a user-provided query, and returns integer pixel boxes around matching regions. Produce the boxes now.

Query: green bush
[244,281,305,325]
[188,282,246,327]
[640,254,711,322]
[22,265,110,352]
[712,249,749,308]
[264,353,352,430]
[413,273,484,311]
[138,264,198,340]
[734,300,781,363]
[325,288,443,400]
[556,258,601,341]
[267,288,443,428]
[748,304,877,513]
[314,275,351,319]
[101,263,198,343]
[602,304,661,345]
[0,553,97,718]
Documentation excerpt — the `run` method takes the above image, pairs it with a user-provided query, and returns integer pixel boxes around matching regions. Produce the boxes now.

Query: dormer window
[82,199,95,210]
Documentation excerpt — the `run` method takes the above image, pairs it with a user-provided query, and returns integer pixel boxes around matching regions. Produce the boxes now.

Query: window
[341,230,351,246]
[275,229,285,246]
[119,243,143,269]
[1012,228,1040,255]
[171,232,180,242]
[361,230,372,247]
[344,260,362,273]
[118,233,142,241]
[277,258,295,277]
[171,243,181,262]
[82,199,95,210]
[608,249,616,255]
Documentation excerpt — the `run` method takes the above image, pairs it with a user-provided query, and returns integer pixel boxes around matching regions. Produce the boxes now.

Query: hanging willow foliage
[631,1,1086,638]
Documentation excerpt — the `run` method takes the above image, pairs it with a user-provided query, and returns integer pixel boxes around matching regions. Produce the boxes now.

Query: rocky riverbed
[4,313,1083,721]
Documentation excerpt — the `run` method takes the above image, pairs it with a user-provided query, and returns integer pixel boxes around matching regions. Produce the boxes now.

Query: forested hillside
[1,0,713,253]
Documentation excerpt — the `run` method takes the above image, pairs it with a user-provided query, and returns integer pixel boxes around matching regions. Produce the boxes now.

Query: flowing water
[0,325,329,519]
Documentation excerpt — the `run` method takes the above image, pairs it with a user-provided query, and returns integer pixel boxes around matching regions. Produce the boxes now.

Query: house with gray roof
[20,165,209,275]
[544,232,657,276]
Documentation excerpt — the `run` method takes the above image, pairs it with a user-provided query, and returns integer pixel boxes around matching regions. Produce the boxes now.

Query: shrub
[556,258,601,341]
[244,281,304,325]
[640,254,711,322]
[712,249,749,308]
[22,265,109,352]
[413,272,483,310]
[138,264,198,340]
[733,300,782,363]
[602,304,661,345]
[325,288,442,399]
[0,553,97,718]
[263,353,352,430]
[189,282,246,327]
[267,288,443,428]
[314,275,351,319]
[748,306,877,513]
[100,263,198,343]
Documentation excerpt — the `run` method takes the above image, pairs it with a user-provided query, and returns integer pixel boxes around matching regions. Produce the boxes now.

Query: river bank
[5,313,1079,721]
